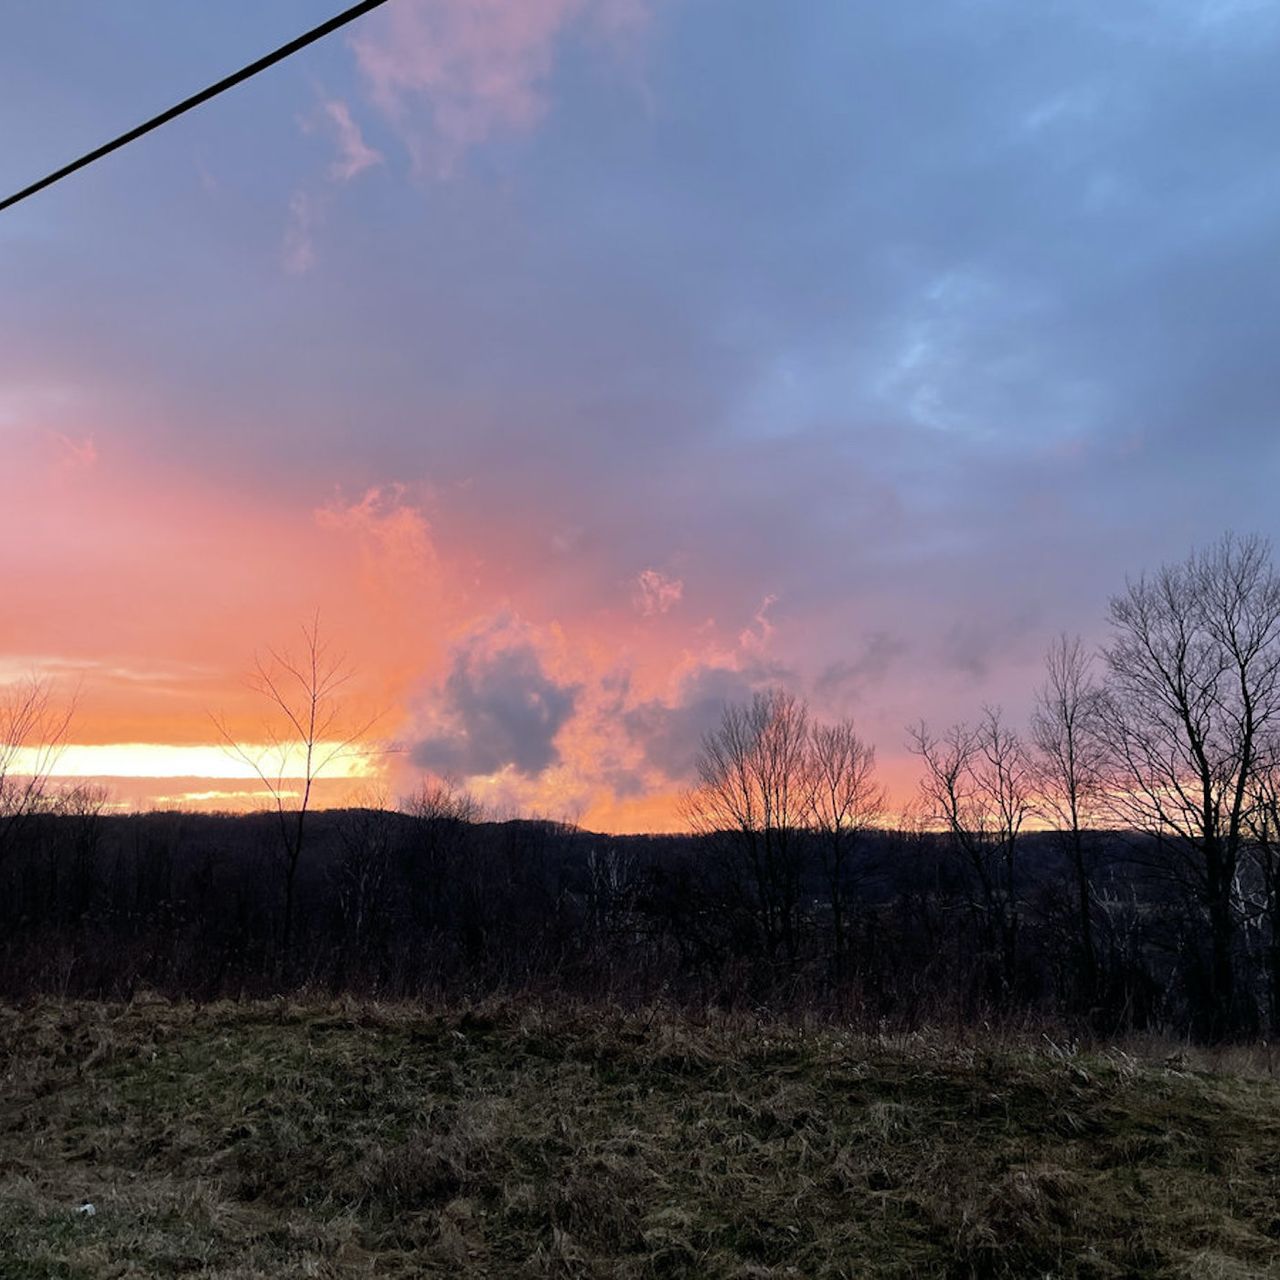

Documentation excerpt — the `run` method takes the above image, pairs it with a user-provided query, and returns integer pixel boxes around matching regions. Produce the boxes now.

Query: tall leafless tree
[1032,633,1106,1004]
[683,689,812,962]
[805,718,885,980]
[1098,534,1280,1037]
[911,707,1032,1000]
[215,614,377,964]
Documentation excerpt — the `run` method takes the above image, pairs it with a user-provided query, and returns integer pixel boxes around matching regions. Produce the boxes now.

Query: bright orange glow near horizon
[0,422,940,831]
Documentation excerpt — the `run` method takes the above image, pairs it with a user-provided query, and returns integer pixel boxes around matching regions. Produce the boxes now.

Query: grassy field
[1,1000,1279,1277]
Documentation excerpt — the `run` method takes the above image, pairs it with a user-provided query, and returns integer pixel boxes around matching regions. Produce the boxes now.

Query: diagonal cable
[0,0,395,215]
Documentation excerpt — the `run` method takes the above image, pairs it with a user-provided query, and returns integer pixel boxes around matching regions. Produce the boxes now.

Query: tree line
[5,534,1280,1040]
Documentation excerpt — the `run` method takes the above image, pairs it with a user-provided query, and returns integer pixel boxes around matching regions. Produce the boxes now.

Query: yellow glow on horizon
[10,742,379,781]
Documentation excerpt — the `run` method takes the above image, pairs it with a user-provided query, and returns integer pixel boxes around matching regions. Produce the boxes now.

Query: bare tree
[911,707,1032,1000]
[683,689,812,962]
[1241,767,1280,1034]
[805,718,885,980]
[585,844,640,938]
[1032,634,1106,1005]
[332,787,397,975]
[0,675,75,865]
[1098,534,1280,1037]
[399,776,483,938]
[401,775,483,826]
[215,614,377,964]
[58,781,110,924]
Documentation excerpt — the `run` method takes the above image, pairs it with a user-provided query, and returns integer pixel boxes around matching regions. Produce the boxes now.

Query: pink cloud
[350,0,653,175]
[634,567,683,616]
[51,433,97,471]
[738,594,777,654]
[314,485,437,589]
[322,99,384,182]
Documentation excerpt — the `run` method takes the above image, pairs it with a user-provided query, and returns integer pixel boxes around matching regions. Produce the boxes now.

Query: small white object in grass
[75,1202,96,1216]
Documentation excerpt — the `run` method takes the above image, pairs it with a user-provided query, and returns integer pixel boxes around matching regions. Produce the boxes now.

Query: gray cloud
[940,606,1044,686]
[623,666,758,781]
[814,632,908,703]
[412,641,579,779]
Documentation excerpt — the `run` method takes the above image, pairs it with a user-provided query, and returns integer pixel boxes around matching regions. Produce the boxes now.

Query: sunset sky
[3,1,1280,829]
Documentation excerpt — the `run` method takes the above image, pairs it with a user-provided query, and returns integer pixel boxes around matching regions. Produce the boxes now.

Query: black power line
[0,0,396,215]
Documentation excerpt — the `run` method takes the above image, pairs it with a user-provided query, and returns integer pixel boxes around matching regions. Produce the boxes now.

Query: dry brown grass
[1,997,1279,1277]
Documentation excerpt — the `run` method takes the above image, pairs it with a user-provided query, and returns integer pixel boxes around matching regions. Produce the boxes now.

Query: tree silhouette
[215,614,377,965]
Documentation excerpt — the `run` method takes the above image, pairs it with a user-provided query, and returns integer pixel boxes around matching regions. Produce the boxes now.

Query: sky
[3,0,1280,830]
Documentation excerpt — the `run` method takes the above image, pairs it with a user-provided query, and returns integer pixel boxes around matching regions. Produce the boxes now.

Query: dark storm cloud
[412,641,580,779]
